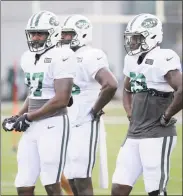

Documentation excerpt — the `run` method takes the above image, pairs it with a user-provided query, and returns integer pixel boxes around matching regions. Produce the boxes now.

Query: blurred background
[1,1,182,101]
[1,1,182,195]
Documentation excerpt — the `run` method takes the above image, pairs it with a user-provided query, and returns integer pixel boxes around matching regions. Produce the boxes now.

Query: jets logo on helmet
[141,18,158,28]
[75,20,90,29]
[49,16,59,26]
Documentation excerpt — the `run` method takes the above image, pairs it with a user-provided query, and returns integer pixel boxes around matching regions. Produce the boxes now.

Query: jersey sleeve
[85,49,109,79]
[51,53,77,79]
[158,50,182,76]
[123,55,130,77]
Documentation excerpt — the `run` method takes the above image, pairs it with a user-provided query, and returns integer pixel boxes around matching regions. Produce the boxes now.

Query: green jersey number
[72,84,80,95]
[25,72,44,97]
[129,72,148,93]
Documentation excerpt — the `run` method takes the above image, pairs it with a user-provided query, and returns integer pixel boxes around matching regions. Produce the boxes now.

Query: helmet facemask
[25,28,56,52]
[59,28,80,49]
[124,31,151,56]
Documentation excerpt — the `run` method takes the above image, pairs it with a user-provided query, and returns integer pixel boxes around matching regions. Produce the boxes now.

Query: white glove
[72,112,92,127]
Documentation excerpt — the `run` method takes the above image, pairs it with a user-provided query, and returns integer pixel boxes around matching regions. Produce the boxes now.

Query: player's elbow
[107,79,118,92]
[59,98,71,108]
[176,85,183,99]
[177,84,183,93]
[174,83,183,96]
[52,96,71,108]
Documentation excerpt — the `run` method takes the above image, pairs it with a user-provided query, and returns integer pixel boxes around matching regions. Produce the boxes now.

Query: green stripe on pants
[165,136,173,189]
[159,136,174,193]
[56,115,69,182]
[87,119,99,177]
[92,119,100,170]
[159,137,167,192]
[63,115,70,170]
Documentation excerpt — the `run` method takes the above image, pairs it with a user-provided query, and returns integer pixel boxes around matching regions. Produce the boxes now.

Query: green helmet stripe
[30,14,36,26]
[34,11,45,27]
[130,13,144,30]
[63,15,74,26]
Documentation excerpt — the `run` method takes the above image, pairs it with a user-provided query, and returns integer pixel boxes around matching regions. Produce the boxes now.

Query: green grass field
[1,104,182,195]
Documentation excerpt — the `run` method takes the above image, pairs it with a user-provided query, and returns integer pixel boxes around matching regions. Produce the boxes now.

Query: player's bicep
[54,78,73,103]
[95,67,118,88]
[164,70,182,91]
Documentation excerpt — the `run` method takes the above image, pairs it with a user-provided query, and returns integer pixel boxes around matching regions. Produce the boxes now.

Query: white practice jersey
[21,47,76,99]
[68,45,109,123]
[123,46,182,93]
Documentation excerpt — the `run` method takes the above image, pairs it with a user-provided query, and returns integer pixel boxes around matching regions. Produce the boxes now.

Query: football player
[59,15,118,195]
[111,13,182,196]
[2,10,76,196]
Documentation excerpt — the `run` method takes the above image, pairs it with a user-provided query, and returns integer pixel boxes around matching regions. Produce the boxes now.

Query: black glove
[90,109,105,121]
[160,114,177,127]
[13,114,32,132]
[67,96,73,107]
[2,115,20,132]
[127,114,131,122]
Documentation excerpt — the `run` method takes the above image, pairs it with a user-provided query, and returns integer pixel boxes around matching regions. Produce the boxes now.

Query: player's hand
[127,113,131,122]
[126,110,132,122]
[13,114,32,132]
[74,113,92,127]
[73,109,105,127]
[90,109,105,121]
[160,114,177,127]
[2,115,20,132]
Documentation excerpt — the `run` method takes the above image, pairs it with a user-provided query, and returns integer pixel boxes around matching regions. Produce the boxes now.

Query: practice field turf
[1,104,182,195]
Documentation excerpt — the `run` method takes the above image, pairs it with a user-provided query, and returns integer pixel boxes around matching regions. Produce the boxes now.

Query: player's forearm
[122,89,132,116]
[92,83,117,114]
[165,87,183,119]
[27,96,68,121]
[18,96,29,116]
